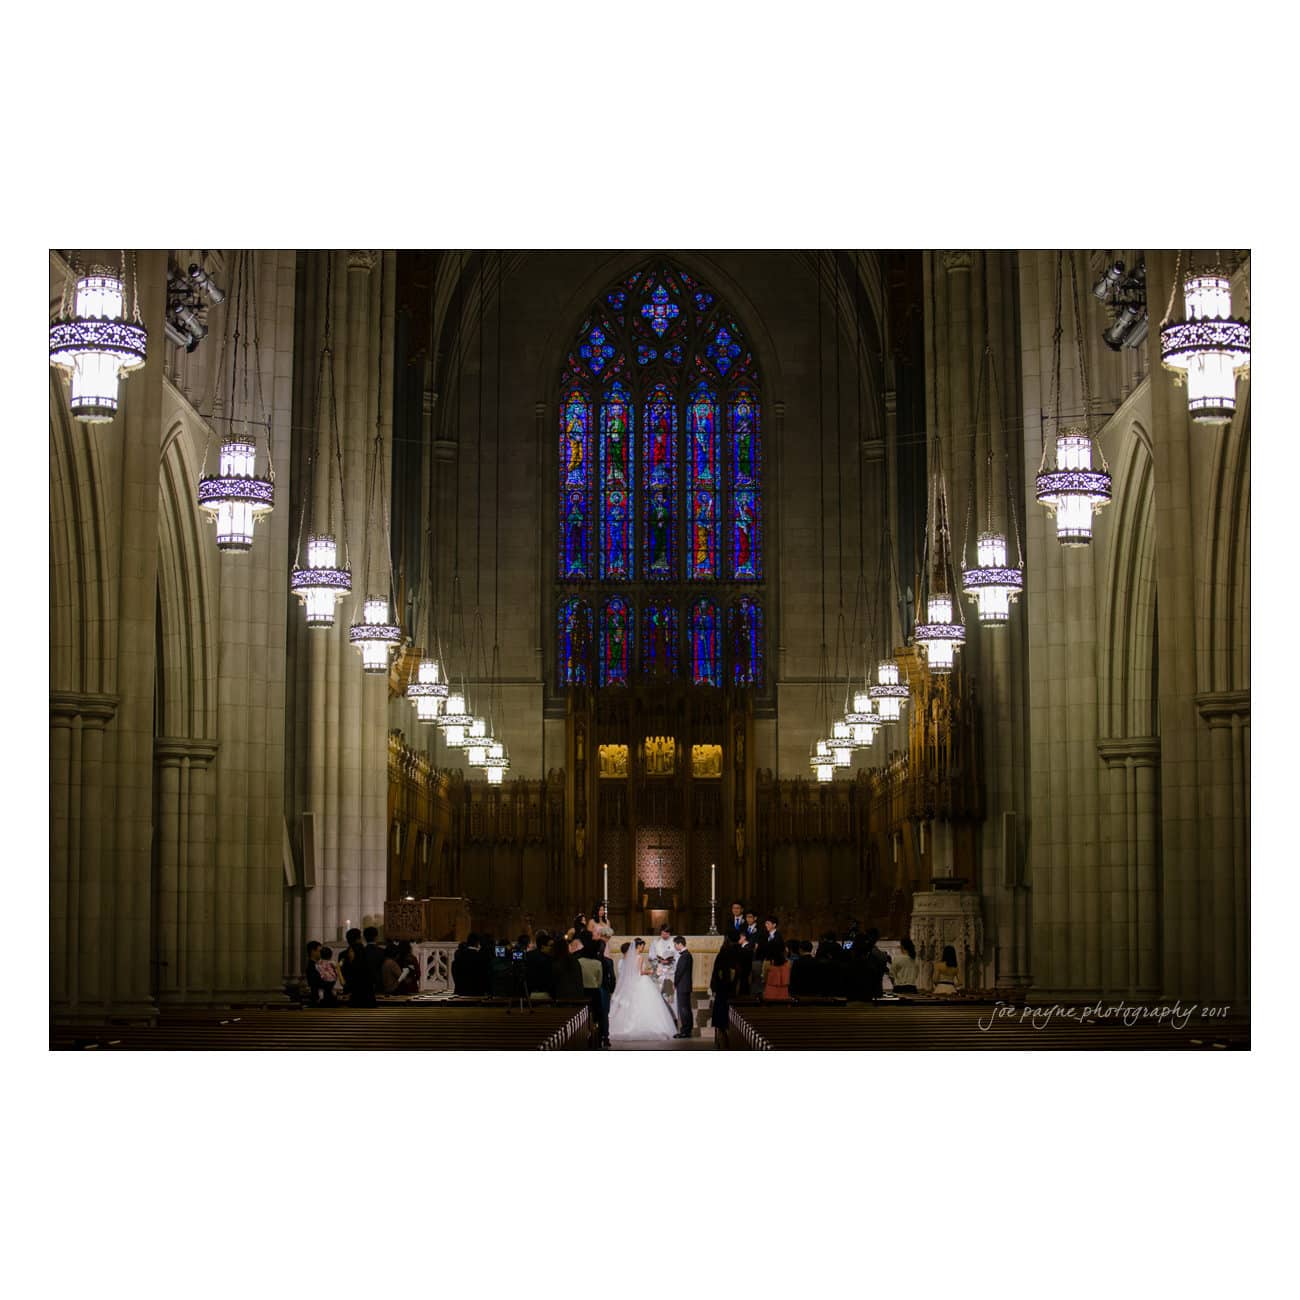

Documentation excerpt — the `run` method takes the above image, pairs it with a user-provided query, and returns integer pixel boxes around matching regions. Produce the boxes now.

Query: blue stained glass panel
[729,387,762,580]
[600,596,632,686]
[640,282,681,338]
[642,384,676,580]
[689,599,721,686]
[687,382,719,579]
[706,325,742,376]
[728,598,764,688]
[640,603,679,678]
[560,388,591,579]
[599,382,634,580]
[607,289,627,312]
[558,598,593,688]
[694,291,715,314]
[662,343,683,365]
[637,343,658,366]
[580,324,616,375]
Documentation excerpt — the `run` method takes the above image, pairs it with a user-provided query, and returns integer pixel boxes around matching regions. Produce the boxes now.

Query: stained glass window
[729,388,762,581]
[599,381,633,581]
[687,381,719,580]
[642,384,676,581]
[558,598,593,688]
[688,599,721,687]
[557,261,764,690]
[559,387,591,579]
[728,598,764,688]
[641,603,679,678]
[600,596,632,686]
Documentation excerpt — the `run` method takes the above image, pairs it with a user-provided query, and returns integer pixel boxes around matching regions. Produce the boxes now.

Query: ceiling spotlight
[1102,304,1146,351]
[1092,260,1125,300]
[189,263,226,305]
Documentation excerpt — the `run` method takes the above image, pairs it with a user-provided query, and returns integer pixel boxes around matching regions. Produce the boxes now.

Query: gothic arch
[156,419,217,741]
[1100,420,1158,740]
[1202,390,1250,694]
[49,373,115,696]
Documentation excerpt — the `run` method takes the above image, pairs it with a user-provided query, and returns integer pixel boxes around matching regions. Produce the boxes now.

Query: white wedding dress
[608,948,678,1041]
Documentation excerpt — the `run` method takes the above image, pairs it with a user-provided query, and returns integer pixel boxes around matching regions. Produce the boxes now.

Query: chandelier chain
[1160,249,1185,328]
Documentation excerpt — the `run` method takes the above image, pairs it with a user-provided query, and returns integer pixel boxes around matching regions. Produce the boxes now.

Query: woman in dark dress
[710,941,742,1049]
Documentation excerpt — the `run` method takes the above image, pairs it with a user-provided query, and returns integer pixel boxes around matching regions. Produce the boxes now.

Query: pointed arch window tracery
[556,261,765,690]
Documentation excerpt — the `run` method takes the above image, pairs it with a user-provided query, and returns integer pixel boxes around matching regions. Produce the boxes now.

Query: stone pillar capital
[1195,690,1250,727]
[347,250,378,273]
[942,251,974,274]
[432,438,458,463]
[154,737,220,767]
[50,691,119,728]
[1097,736,1161,768]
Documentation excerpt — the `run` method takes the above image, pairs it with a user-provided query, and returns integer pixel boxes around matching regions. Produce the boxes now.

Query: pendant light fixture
[291,254,352,627]
[407,254,451,723]
[1159,251,1251,425]
[869,658,908,722]
[1035,252,1112,546]
[349,258,402,673]
[961,255,1023,623]
[914,441,965,673]
[197,251,275,552]
[49,252,148,423]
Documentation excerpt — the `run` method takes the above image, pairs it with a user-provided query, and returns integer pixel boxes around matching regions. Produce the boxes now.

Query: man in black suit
[671,936,694,1038]
[723,901,746,943]
[452,933,485,996]
[342,927,377,1006]
[363,925,386,992]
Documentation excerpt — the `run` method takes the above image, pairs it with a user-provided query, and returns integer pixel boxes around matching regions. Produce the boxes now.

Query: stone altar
[909,890,983,991]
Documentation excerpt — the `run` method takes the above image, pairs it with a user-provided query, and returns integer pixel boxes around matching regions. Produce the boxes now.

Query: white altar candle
[711,861,716,903]
[603,862,608,906]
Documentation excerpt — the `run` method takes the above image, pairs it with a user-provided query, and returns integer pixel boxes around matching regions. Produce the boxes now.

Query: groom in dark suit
[671,936,693,1039]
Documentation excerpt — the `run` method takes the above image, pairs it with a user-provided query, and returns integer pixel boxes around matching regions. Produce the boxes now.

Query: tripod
[504,953,533,1015]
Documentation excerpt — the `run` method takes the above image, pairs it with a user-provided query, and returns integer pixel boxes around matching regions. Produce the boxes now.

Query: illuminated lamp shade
[197,437,274,551]
[290,534,352,628]
[49,270,148,424]
[869,659,909,722]
[826,718,855,767]
[845,690,879,747]
[809,738,834,783]
[406,658,450,723]
[465,719,492,766]
[349,596,401,673]
[915,594,965,674]
[962,531,1023,624]
[1160,273,1250,425]
[1035,429,1111,546]
[483,741,510,784]
[437,693,473,746]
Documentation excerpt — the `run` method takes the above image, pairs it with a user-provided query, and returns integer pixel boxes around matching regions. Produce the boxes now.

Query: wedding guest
[363,926,386,990]
[723,901,746,943]
[381,943,403,995]
[578,938,606,1048]
[525,930,555,1001]
[789,941,819,998]
[737,929,757,997]
[342,928,376,1006]
[762,944,792,1001]
[932,944,960,995]
[710,941,742,1048]
[591,904,614,946]
[859,928,890,1000]
[315,945,340,1005]
[305,941,324,1004]
[891,937,920,993]
[452,933,485,996]
[552,935,585,1001]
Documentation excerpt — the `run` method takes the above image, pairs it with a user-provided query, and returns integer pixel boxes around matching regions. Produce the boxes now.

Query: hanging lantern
[406,657,449,723]
[1161,271,1250,425]
[49,266,148,424]
[825,718,855,767]
[484,740,510,784]
[1035,429,1111,546]
[809,738,834,783]
[197,436,274,551]
[915,594,965,674]
[962,531,1023,624]
[290,534,352,628]
[465,718,492,766]
[869,659,909,722]
[438,693,474,746]
[349,596,401,672]
[845,689,879,747]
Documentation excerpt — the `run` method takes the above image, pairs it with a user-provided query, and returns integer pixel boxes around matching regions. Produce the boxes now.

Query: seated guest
[891,937,920,993]
[932,944,960,994]
[551,936,586,1001]
[380,942,403,995]
[305,940,324,1003]
[315,946,340,1005]
[860,928,890,1000]
[763,945,792,1001]
[452,933,486,996]
[524,930,555,1000]
[789,940,819,998]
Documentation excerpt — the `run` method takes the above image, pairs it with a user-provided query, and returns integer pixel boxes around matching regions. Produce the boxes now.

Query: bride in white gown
[608,938,678,1041]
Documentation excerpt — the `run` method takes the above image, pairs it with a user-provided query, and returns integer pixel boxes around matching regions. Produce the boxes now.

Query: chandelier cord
[324,257,351,568]
[248,253,274,483]
[200,256,234,483]
[1038,251,1065,475]
[1160,250,1185,328]
[452,250,464,619]
[1068,253,1092,438]
[476,253,485,616]
[816,251,828,733]
[492,249,505,738]
[377,258,398,610]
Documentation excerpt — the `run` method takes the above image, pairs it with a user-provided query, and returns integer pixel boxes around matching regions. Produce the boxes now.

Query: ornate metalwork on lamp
[1035,430,1111,546]
[349,596,401,672]
[465,718,492,766]
[844,690,879,747]
[869,659,909,722]
[483,741,510,784]
[197,438,274,551]
[290,534,352,627]
[809,738,834,783]
[406,657,450,722]
[1160,272,1250,425]
[826,718,855,767]
[962,531,1023,624]
[437,693,474,746]
[49,268,148,423]
[915,594,965,673]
